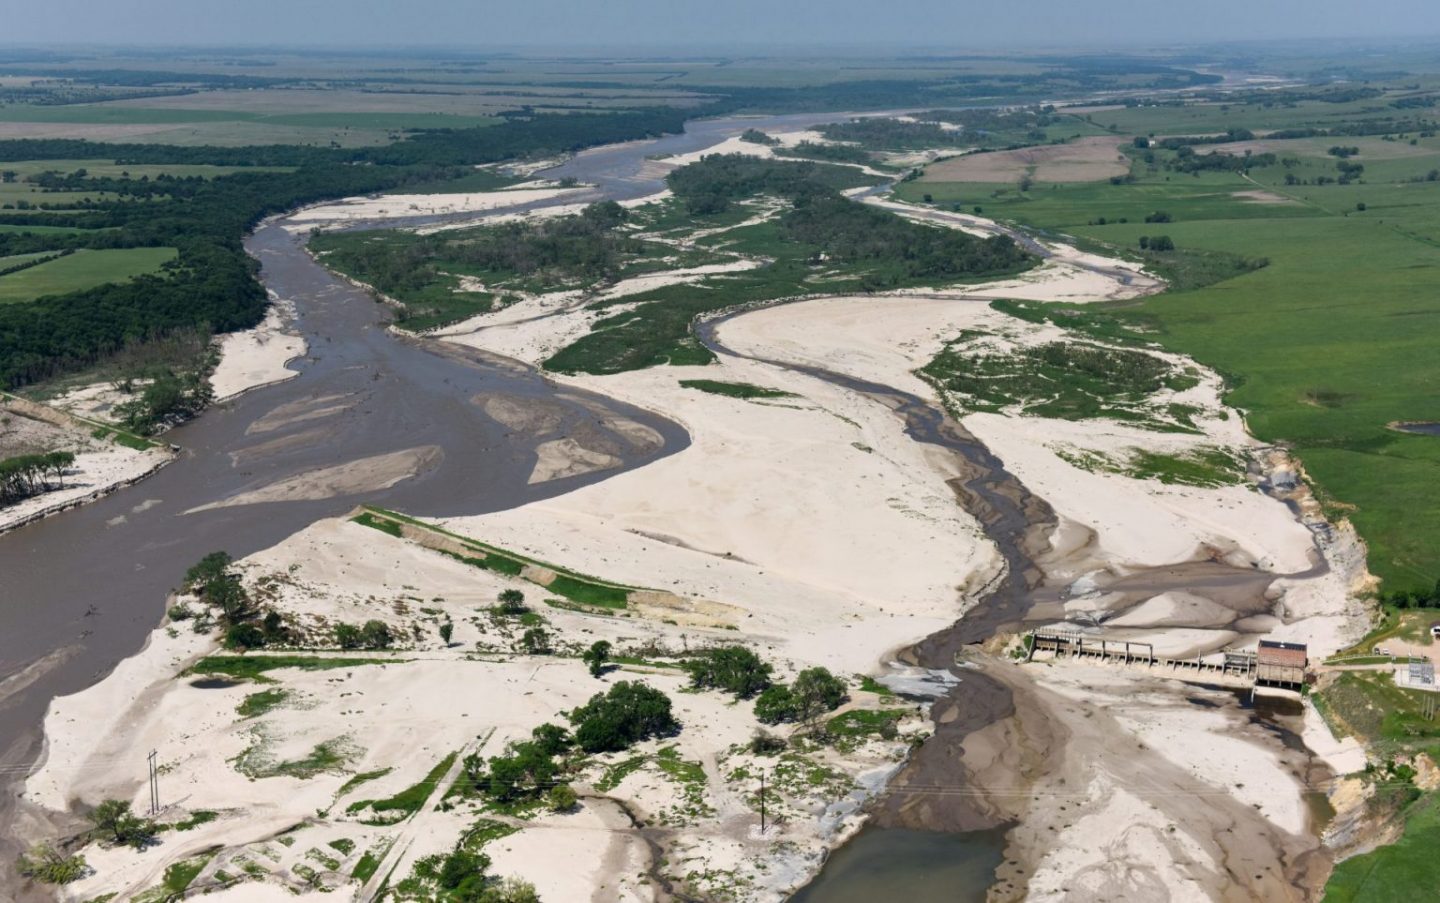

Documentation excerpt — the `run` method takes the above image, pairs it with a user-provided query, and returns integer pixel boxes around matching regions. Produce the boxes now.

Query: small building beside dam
[1255,640,1308,688]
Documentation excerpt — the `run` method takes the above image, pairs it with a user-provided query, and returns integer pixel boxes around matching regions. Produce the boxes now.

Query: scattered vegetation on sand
[921,334,1201,430]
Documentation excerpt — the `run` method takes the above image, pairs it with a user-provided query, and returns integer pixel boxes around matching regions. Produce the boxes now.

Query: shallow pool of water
[790,826,1006,903]
[1392,421,1440,436]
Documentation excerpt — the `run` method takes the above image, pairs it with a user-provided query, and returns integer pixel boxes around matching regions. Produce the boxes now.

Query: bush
[754,685,798,725]
[224,622,266,651]
[520,627,550,655]
[749,731,787,755]
[569,681,678,753]
[361,620,393,650]
[682,646,772,699]
[334,622,362,649]
[16,844,87,884]
[753,668,848,725]
[548,784,578,812]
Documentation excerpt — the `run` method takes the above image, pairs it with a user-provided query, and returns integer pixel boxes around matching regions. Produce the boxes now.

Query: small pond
[1391,421,1440,436]
[790,826,1006,903]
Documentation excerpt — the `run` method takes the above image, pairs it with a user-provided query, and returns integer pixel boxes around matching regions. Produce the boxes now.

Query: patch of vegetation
[542,155,1032,376]
[338,768,394,797]
[679,378,795,400]
[310,201,638,330]
[921,333,1198,429]
[16,844,87,885]
[682,646,773,699]
[132,851,216,902]
[1316,672,1440,752]
[754,668,848,726]
[348,752,457,821]
[164,810,218,832]
[353,507,642,609]
[236,688,289,719]
[188,654,393,683]
[1324,791,1440,902]
[236,735,355,780]
[597,754,649,792]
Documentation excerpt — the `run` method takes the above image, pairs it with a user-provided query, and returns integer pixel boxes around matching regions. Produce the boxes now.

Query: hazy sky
[6,0,1440,48]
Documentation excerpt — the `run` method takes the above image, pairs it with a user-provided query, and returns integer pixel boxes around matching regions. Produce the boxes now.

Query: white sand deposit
[210,295,307,402]
[288,187,589,225]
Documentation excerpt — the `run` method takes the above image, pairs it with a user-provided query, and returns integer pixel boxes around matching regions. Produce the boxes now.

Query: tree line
[0,109,691,390]
[0,450,75,506]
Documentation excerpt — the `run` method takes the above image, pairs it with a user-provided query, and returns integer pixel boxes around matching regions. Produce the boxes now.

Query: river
[0,109,1330,901]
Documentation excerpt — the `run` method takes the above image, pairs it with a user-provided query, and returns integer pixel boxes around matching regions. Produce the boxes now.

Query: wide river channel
[2,111,1012,900]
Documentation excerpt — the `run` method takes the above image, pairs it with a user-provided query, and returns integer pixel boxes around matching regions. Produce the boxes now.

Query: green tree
[498,589,526,615]
[582,640,612,678]
[88,799,156,849]
[754,684,799,725]
[521,627,550,655]
[792,667,848,723]
[334,622,362,649]
[439,620,454,645]
[361,620,393,650]
[682,646,772,699]
[184,551,232,592]
[569,681,678,752]
[224,622,266,651]
[531,723,571,757]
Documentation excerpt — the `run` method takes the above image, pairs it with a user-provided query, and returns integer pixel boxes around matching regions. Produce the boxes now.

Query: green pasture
[912,123,1440,592]
[0,247,177,303]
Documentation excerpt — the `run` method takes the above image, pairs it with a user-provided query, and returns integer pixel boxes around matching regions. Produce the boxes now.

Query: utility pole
[760,771,767,834]
[147,750,159,816]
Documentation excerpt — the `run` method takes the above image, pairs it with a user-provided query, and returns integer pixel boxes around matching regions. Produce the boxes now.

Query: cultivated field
[920,136,1129,183]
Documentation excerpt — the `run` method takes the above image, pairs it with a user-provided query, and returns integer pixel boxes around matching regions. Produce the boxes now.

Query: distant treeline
[0,109,689,388]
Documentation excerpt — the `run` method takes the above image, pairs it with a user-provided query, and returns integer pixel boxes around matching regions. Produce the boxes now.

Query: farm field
[905,116,1440,593]
[0,246,176,303]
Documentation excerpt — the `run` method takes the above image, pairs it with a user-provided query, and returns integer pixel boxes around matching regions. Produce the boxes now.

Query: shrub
[754,685,798,725]
[520,627,550,655]
[334,622,362,649]
[548,784,578,812]
[360,620,393,650]
[16,844,87,884]
[224,622,266,651]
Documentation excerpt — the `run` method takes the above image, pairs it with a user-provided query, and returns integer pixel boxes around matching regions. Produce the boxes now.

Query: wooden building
[1256,640,1307,687]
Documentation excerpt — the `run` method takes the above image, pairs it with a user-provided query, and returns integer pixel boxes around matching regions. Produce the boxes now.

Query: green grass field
[1323,792,1440,903]
[907,129,1440,593]
[0,104,501,131]
[0,247,177,303]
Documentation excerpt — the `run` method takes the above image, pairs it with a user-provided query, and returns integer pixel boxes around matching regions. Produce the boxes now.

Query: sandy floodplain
[19,178,1371,903]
